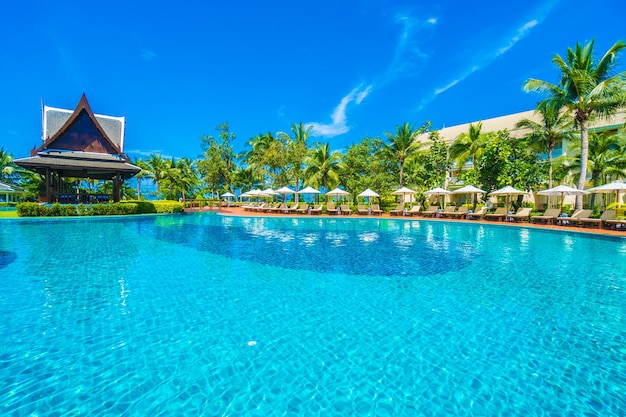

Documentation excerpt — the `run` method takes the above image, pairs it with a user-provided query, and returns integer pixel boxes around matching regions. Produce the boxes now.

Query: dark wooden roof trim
[35,94,123,156]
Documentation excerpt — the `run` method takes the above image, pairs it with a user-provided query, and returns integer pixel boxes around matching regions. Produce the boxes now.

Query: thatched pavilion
[14,94,140,203]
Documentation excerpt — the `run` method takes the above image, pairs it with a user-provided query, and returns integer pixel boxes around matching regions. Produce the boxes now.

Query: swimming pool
[1,213,625,416]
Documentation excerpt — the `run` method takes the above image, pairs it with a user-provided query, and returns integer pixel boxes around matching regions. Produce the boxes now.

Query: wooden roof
[35,94,123,157]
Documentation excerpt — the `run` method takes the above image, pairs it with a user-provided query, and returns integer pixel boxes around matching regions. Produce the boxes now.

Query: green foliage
[341,137,396,200]
[16,200,183,217]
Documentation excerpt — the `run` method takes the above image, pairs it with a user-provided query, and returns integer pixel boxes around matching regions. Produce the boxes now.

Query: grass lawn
[0,210,18,218]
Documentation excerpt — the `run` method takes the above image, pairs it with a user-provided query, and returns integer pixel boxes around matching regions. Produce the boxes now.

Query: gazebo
[14,94,140,203]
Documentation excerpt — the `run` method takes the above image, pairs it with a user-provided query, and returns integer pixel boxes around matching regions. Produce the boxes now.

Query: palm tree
[449,122,487,171]
[146,153,167,196]
[0,147,15,182]
[516,103,574,189]
[132,158,152,200]
[303,143,343,192]
[523,39,626,209]
[278,122,311,201]
[383,122,426,186]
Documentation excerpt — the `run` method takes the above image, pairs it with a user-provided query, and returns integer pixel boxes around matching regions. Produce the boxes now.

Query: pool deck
[185,206,626,238]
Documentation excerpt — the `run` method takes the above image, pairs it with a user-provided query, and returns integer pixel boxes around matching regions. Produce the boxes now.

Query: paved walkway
[185,206,626,238]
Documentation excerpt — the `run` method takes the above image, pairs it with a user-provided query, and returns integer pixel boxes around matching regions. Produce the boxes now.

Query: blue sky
[1,0,624,161]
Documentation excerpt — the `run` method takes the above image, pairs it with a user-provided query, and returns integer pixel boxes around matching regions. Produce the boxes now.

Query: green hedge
[16,200,184,217]
[0,202,18,208]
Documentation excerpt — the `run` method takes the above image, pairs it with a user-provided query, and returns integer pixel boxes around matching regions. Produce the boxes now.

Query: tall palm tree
[146,153,167,196]
[516,103,574,188]
[449,122,487,171]
[278,122,311,201]
[132,158,152,200]
[303,143,343,192]
[383,122,425,186]
[524,39,626,209]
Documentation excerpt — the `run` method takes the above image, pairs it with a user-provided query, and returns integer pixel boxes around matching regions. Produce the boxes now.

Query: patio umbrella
[452,185,486,211]
[326,187,350,203]
[357,188,380,204]
[392,186,416,204]
[425,187,451,207]
[537,185,588,210]
[275,186,296,202]
[586,181,626,208]
[489,186,527,211]
[297,185,321,203]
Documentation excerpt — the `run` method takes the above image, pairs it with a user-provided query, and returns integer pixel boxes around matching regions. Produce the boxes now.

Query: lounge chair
[296,203,309,214]
[555,209,592,226]
[326,202,340,215]
[340,204,353,215]
[269,203,286,213]
[252,202,267,212]
[530,208,561,225]
[406,205,421,216]
[370,204,383,215]
[357,204,369,215]
[309,204,323,215]
[507,207,532,223]
[448,206,469,219]
[285,202,299,213]
[420,205,439,217]
[465,207,487,220]
[389,203,405,216]
[484,207,508,221]
[439,206,458,218]
[578,210,616,229]
[603,217,626,231]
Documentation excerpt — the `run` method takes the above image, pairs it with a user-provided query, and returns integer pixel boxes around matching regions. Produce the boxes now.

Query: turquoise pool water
[1,213,625,416]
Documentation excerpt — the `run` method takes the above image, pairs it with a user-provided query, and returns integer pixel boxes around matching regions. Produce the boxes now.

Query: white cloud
[427,15,544,101]
[140,49,158,62]
[427,17,437,25]
[307,85,372,138]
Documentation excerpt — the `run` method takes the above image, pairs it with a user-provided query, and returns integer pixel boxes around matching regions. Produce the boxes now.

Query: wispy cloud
[307,85,372,138]
[126,149,177,160]
[422,3,557,109]
[140,49,158,62]
[378,13,436,86]
[307,10,436,138]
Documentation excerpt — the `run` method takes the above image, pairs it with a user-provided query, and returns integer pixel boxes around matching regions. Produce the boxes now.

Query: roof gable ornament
[35,94,124,157]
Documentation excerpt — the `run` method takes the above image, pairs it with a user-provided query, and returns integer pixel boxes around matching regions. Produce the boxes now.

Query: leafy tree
[197,122,238,196]
[516,102,574,189]
[524,39,626,209]
[474,131,544,210]
[304,142,343,192]
[233,167,262,192]
[415,130,451,189]
[244,132,287,187]
[383,121,430,186]
[0,147,15,182]
[341,136,396,201]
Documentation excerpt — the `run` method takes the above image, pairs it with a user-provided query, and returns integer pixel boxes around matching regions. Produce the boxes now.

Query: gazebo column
[45,167,52,203]
[113,174,121,202]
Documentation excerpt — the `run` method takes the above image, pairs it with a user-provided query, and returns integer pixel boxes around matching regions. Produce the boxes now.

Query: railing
[56,194,112,204]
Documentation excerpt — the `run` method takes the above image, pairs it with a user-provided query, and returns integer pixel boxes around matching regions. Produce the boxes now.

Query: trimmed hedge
[16,200,184,217]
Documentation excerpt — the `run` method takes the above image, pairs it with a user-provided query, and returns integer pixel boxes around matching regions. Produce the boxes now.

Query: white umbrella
[222,192,235,198]
[326,187,349,196]
[425,187,451,207]
[453,185,486,210]
[298,186,321,194]
[326,187,350,203]
[538,185,588,210]
[586,181,626,207]
[392,186,416,204]
[297,185,321,203]
[262,188,279,196]
[275,186,295,202]
[490,186,527,211]
[357,188,380,198]
[357,188,380,204]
